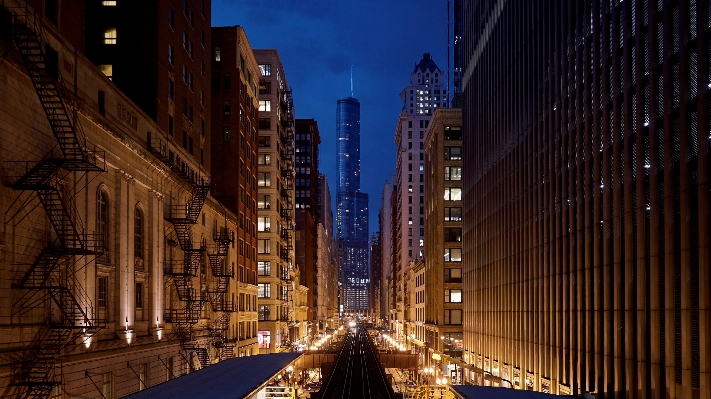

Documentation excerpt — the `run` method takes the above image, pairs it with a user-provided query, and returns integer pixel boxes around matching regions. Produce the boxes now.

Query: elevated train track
[319,323,394,399]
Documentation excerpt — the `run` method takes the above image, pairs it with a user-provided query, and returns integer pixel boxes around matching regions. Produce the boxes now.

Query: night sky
[213,1,448,234]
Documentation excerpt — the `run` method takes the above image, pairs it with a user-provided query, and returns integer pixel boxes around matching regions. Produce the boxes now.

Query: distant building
[369,233,382,319]
[316,175,339,331]
[336,96,369,313]
[447,0,463,108]
[294,118,321,324]
[392,53,447,340]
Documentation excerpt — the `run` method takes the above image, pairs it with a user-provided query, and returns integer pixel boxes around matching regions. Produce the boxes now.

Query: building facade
[294,118,320,325]
[209,25,261,358]
[253,49,296,353]
[424,108,463,360]
[316,175,339,331]
[462,1,710,396]
[336,96,369,313]
[0,1,260,398]
[392,53,447,340]
[86,0,211,170]
[379,178,396,327]
[369,233,382,319]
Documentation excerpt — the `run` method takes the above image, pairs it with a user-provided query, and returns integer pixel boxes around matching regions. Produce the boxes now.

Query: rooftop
[450,386,560,399]
[124,353,301,399]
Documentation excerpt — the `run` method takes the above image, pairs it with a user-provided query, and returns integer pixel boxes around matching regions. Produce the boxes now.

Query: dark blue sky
[213,1,448,234]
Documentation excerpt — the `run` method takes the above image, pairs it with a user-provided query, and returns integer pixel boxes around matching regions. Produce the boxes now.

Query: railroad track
[319,323,394,399]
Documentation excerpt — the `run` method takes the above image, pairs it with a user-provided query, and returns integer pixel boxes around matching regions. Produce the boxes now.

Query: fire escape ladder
[16,327,72,398]
[164,183,211,368]
[204,226,234,360]
[3,5,105,398]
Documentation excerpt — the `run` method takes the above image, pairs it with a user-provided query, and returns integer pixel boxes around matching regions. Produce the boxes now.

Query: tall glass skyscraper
[336,96,369,313]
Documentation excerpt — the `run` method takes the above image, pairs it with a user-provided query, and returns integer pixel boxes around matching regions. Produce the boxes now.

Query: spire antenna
[350,66,354,97]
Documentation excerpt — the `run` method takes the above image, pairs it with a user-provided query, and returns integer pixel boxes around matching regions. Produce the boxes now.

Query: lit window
[259,64,271,76]
[104,28,117,44]
[444,187,462,201]
[102,0,116,5]
[214,46,221,61]
[258,100,271,112]
[258,216,271,232]
[98,64,113,80]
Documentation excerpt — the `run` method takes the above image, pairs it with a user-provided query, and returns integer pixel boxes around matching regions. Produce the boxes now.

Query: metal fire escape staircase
[205,226,235,361]
[3,4,106,399]
[279,90,297,340]
[163,176,210,369]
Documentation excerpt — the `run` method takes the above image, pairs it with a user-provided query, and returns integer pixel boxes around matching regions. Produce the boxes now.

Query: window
[444,268,462,282]
[258,261,271,276]
[135,282,143,308]
[445,289,462,303]
[102,0,116,5]
[444,166,462,181]
[98,276,108,308]
[259,81,271,94]
[258,135,270,147]
[134,208,143,258]
[97,190,109,254]
[168,8,174,29]
[99,64,113,80]
[444,248,462,262]
[444,187,462,201]
[258,100,271,112]
[258,154,271,165]
[168,79,174,100]
[214,46,221,61]
[223,100,231,115]
[167,44,174,65]
[257,172,271,187]
[444,126,462,140]
[259,118,271,130]
[223,126,231,143]
[444,146,462,160]
[223,73,231,89]
[258,283,271,298]
[258,306,270,321]
[258,216,271,232]
[444,309,462,325]
[444,228,462,242]
[258,239,270,254]
[259,64,271,76]
[444,207,462,222]
[104,28,117,44]
[258,194,271,209]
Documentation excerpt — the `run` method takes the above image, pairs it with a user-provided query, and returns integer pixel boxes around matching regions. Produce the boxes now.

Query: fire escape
[161,169,210,368]
[279,90,297,344]
[147,115,211,369]
[205,219,235,361]
[3,5,106,399]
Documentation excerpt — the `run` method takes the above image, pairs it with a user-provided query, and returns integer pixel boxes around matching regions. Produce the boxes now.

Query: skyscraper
[391,53,447,334]
[336,95,369,313]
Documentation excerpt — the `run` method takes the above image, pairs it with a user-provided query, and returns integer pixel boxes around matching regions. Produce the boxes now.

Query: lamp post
[469,365,513,388]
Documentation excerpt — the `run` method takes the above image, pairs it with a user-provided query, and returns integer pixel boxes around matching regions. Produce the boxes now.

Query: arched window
[134,207,143,259]
[97,189,109,256]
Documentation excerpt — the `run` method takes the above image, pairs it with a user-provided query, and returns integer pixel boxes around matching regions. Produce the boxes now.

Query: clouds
[213,0,447,233]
